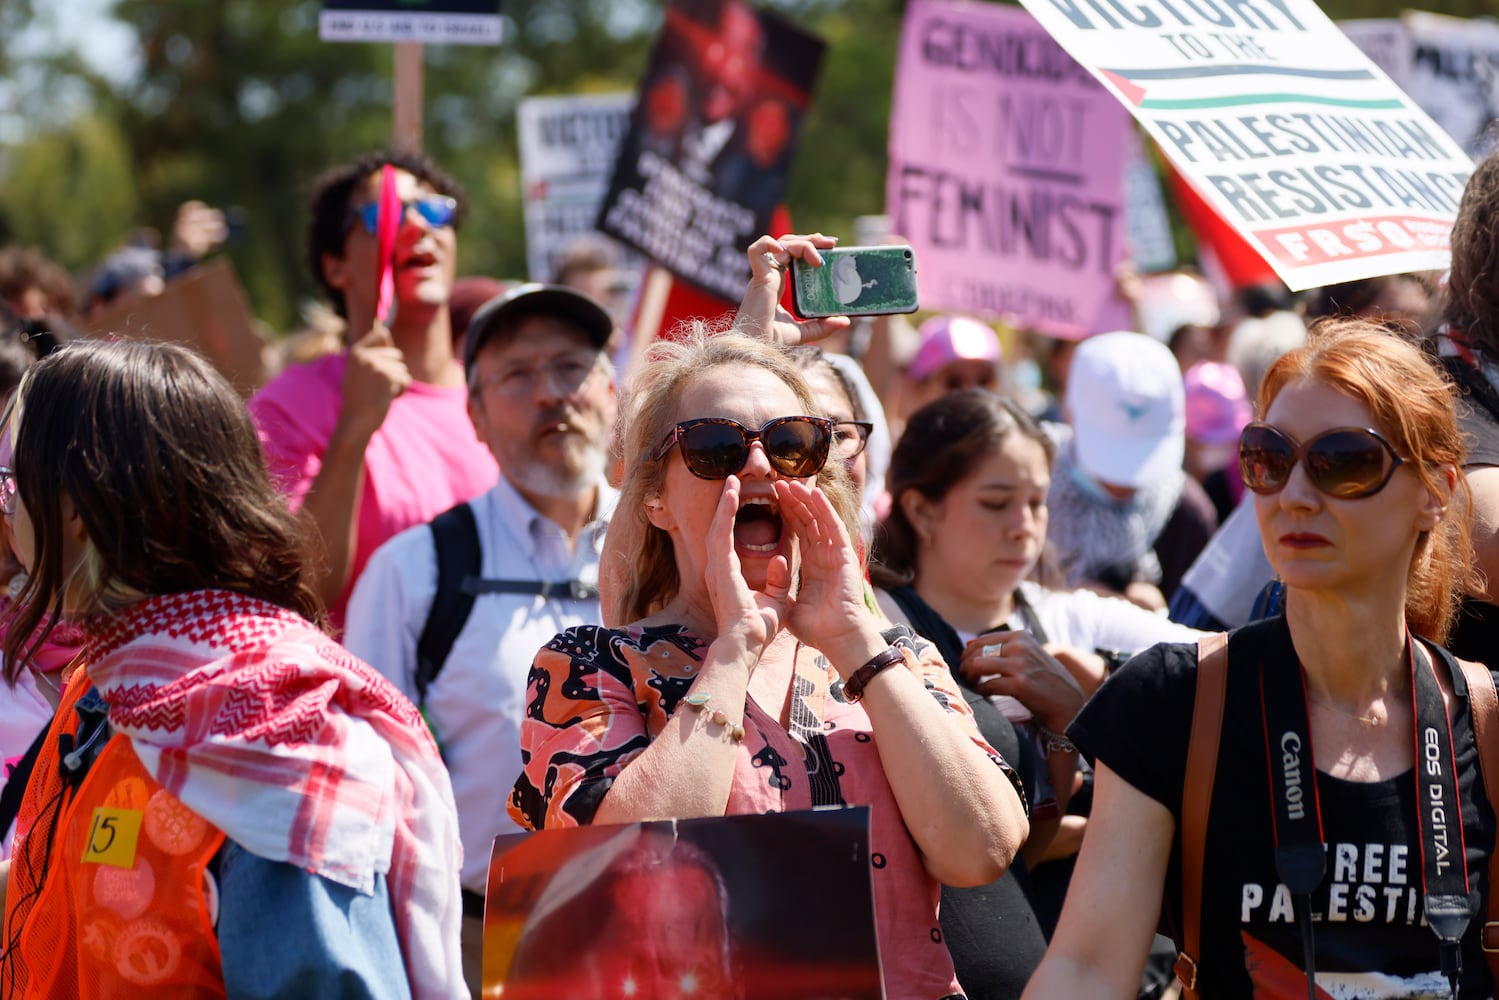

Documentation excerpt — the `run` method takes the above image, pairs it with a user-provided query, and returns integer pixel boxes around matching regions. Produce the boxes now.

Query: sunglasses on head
[345,194,458,236]
[654,415,833,480]
[1238,422,1405,499]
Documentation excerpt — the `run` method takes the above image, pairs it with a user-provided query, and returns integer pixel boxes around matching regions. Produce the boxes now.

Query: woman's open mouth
[733,495,782,554]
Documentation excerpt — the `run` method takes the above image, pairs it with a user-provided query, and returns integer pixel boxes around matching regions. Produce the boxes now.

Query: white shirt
[345,475,616,893]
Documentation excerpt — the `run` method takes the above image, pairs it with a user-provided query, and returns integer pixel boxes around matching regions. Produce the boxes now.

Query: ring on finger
[761,251,787,272]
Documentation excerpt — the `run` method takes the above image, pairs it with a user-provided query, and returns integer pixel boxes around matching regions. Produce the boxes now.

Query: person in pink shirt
[250,151,499,625]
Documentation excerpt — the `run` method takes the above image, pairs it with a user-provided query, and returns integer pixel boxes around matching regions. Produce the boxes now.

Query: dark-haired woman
[0,340,462,998]
[871,389,1201,997]
[1027,322,1496,997]
[1432,152,1499,672]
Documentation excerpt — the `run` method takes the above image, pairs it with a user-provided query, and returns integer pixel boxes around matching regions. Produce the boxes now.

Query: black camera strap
[1258,637,1472,1000]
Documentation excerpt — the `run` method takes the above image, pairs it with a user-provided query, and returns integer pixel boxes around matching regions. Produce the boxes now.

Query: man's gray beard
[504,442,607,501]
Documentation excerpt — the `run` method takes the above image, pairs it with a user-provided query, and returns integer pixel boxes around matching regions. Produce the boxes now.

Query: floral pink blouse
[509,622,1025,1000]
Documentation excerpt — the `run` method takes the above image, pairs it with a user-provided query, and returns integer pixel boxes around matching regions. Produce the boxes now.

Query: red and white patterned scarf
[83,590,463,999]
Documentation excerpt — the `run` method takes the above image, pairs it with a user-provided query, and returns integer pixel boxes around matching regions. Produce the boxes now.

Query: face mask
[1068,461,1125,507]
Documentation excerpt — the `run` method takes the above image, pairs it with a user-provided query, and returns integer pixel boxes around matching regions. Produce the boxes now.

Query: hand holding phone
[790,245,919,318]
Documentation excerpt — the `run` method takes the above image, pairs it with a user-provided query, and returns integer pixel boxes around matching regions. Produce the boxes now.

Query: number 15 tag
[82,807,143,868]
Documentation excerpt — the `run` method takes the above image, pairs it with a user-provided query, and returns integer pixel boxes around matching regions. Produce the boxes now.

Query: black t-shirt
[1069,616,1497,998]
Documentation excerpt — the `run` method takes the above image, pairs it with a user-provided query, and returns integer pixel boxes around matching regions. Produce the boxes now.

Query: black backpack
[412,502,599,706]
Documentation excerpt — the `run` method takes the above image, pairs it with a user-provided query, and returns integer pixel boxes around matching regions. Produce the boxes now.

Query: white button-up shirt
[345,475,616,893]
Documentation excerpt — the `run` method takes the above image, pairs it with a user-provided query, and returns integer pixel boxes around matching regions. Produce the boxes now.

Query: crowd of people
[0,143,1498,999]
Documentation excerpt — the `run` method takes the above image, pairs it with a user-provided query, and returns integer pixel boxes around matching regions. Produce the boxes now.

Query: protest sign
[1125,129,1178,273]
[516,93,643,288]
[1019,0,1475,291]
[888,0,1130,337]
[1402,12,1499,159]
[320,0,501,44]
[1339,19,1412,93]
[597,0,825,302]
[484,808,881,998]
[87,257,269,397]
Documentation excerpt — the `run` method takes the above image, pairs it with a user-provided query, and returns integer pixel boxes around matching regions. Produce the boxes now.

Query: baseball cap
[1066,331,1185,489]
[463,282,613,370]
[89,247,164,306]
[907,315,1001,381]
[1184,361,1251,446]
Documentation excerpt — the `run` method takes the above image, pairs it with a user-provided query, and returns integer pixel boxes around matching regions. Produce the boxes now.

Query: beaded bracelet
[683,691,745,743]
[843,646,905,703]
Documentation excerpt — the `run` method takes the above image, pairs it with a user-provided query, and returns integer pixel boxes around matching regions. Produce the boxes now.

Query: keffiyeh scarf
[83,590,463,999]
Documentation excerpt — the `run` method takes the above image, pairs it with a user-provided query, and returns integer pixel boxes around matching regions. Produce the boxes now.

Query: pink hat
[907,315,1000,381]
[1184,361,1251,446]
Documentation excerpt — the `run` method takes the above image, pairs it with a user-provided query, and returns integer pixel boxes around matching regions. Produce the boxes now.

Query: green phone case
[791,245,920,318]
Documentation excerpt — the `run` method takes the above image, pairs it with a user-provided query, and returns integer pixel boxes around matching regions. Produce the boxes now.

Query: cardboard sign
[484,808,881,998]
[516,93,643,286]
[888,0,1130,338]
[1019,0,1475,291]
[320,0,501,44]
[597,0,825,302]
[87,257,269,397]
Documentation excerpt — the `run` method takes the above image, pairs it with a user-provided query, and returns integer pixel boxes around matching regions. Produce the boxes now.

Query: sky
[0,0,139,142]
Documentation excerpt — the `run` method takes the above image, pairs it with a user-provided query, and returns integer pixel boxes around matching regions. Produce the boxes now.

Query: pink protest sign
[888,0,1131,337]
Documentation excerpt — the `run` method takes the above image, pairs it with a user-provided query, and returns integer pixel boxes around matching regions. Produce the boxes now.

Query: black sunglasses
[344,194,458,236]
[1239,422,1405,499]
[654,416,833,480]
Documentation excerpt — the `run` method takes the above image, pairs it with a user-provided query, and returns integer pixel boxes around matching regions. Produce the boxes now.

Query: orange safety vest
[6,731,226,998]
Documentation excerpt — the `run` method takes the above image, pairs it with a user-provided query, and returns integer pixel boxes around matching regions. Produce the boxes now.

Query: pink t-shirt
[249,353,498,624]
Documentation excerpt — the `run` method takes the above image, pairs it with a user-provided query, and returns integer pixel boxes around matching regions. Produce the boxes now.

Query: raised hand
[734,234,853,348]
[774,478,880,662]
[338,323,411,441]
[704,475,790,654]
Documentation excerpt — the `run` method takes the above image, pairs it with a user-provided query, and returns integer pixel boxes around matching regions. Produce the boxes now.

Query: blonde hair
[604,327,860,626]
[1258,318,1477,643]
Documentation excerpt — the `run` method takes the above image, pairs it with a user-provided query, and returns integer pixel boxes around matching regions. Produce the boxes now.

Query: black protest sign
[597,0,825,302]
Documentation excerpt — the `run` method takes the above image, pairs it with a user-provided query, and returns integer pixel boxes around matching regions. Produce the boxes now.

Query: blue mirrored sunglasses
[345,194,458,236]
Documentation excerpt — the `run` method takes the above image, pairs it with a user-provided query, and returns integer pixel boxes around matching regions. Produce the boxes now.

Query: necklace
[1306,692,1390,727]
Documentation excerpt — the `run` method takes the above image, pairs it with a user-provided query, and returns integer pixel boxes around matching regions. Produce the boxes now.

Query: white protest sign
[1403,11,1499,159]
[1125,128,1178,272]
[517,93,640,283]
[320,0,501,45]
[1018,0,1474,291]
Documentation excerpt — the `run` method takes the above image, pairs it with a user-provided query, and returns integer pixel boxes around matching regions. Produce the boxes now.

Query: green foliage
[4,115,139,270]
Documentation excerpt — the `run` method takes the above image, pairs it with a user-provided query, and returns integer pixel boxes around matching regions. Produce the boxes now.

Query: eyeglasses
[0,468,15,517]
[344,194,458,237]
[1238,422,1406,499]
[475,353,601,399]
[832,420,873,460]
[654,415,833,480]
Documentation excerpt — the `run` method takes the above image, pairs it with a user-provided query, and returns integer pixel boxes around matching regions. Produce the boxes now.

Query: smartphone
[790,245,919,318]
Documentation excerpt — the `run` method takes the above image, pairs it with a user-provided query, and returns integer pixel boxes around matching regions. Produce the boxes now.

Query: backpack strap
[1175,630,1230,998]
[414,502,481,707]
[1452,654,1499,981]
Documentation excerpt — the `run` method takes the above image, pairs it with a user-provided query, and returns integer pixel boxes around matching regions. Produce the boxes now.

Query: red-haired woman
[1026,321,1495,997]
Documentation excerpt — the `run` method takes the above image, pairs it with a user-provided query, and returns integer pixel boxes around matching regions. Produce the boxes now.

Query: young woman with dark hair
[871,389,1200,998]
[0,340,462,999]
